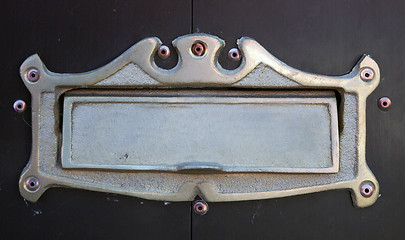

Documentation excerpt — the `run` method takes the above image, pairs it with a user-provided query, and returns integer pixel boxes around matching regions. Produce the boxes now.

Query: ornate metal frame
[19,33,380,207]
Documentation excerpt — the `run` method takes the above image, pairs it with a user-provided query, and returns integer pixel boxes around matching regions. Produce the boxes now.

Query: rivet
[378,97,391,111]
[191,42,206,57]
[158,45,170,59]
[360,68,374,82]
[13,100,26,113]
[25,177,40,192]
[26,68,40,82]
[228,48,241,61]
[193,200,208,215]
[360,182,374,198]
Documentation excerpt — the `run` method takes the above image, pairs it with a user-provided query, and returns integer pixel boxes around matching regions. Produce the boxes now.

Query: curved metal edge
[19,167,378,207]
[19,33,380,92]
[18,34,380,207]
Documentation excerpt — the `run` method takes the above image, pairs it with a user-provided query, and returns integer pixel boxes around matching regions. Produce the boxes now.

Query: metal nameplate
[19,33,380,207]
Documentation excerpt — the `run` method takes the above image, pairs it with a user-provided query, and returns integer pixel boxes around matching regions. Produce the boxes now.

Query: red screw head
[25,177,40,192]
[158,45,170,59]
[27,68,40,82]
[193,201,208,215]
[360,68,374,82]
[378,97,391,110]
[228,48,241,61]
[360,182,374,198]
[13,100,26,113]
[191,42,206,57]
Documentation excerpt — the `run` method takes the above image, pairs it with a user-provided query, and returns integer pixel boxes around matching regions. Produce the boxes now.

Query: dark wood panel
[0,1,191,239]
[192,1,405,239]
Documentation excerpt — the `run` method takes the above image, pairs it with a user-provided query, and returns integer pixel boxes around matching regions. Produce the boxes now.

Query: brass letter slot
[19,34,380,207]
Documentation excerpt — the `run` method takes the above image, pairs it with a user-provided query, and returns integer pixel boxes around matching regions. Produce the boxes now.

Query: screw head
[378,97,391,110]
[158,45,170,59]
[228,48,241,61]
[360,182,374,198]
[360,68,374,82]
[26,68,40,82]
[193,200,208,215]
[191,42,206,57]
[13,100,26,113]
[25,177,40,192]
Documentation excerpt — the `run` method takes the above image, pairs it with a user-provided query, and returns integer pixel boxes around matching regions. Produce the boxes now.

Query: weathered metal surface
[18,33,380,207]
[61,92,338,172]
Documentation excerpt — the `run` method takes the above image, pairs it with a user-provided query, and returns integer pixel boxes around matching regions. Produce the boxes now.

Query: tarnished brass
[18,33,380,207]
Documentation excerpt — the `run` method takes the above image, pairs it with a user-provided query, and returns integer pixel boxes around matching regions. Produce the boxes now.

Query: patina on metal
[18,33,380,207]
